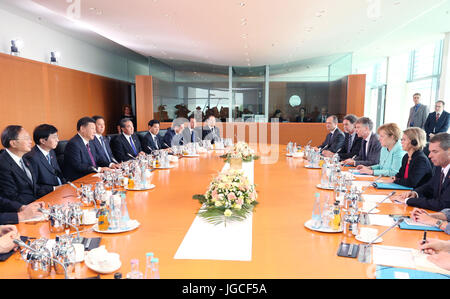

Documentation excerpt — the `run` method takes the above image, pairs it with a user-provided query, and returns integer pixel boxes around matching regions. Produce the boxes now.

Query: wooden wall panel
[346,74,366,117]
[135,75,153,132]
[0,53,131,143]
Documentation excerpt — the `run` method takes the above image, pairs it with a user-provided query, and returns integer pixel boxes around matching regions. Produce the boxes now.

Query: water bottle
[109,195,121,230]
[150,258,160,279]
[311,193,322,229]
[120,192,130,227]
[144,252,154,279]
[126,259,143,279]
[320,163,329,188]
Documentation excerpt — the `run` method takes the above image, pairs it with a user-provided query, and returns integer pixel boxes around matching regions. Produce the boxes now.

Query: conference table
[0,145,446,279]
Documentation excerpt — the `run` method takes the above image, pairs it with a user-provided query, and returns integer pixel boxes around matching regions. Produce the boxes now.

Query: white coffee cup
[359,227,378,241]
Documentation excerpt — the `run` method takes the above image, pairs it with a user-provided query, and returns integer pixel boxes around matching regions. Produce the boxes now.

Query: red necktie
[436,113,440,121]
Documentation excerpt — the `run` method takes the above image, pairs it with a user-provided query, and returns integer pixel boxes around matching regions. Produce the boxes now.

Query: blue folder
[373,182,413,190]
[376,265,450,279]
[398,221,444,232]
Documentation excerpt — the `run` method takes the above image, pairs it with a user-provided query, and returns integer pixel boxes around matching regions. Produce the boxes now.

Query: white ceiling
[3,0,450,67]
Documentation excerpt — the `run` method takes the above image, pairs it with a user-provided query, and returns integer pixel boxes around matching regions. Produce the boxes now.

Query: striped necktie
[47,154,62,185]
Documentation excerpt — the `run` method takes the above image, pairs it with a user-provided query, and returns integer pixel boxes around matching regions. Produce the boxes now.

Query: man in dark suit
[111,118,145,162]
[393,133,450,211]
[343,117,381,167]
[63,117,114,181]
[323,114,362,160]
[163,118,185,149]
[1,196,43,225]
[316,107,328,123]
[92,116,117,164]
[182,115,202,144]
[142,119,164,153]
[0,126,49,205]
[424,100,450,141]
[316,115,345,153]
[24,124,65,197]
[202,115,221,144]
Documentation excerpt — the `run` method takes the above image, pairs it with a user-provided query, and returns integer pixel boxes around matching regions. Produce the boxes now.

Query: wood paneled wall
[0,53,131,142]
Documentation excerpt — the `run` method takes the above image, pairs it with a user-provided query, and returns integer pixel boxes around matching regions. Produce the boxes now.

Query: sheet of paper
[372,245,416,269]
[362,194,393,204]
[368,214,396,227]
[351,181,374,189]
[404,218,435,228]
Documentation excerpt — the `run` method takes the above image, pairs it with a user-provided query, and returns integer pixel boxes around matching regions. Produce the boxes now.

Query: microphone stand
[360,191,396,225]
[358,218,405,264]
[14,239,69,279]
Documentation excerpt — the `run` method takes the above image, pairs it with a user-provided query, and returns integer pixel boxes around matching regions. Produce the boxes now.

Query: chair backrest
[55,140,68,170]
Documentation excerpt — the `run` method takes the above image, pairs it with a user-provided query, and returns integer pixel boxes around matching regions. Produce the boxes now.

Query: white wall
[0,7,149,82]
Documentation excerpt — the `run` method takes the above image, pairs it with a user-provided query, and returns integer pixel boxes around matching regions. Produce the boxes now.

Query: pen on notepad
[421,231,427,253]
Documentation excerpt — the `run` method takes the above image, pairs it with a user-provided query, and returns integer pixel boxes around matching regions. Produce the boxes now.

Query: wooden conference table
[0,145,447,279]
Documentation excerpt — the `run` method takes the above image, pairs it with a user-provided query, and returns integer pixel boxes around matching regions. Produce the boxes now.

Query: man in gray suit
[407,93,429,129]
[343,117,381,167]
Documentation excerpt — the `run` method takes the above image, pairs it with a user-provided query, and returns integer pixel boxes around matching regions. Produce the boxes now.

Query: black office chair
[55,140,68,170]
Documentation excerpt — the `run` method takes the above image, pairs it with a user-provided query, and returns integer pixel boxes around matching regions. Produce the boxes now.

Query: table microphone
[111,158,120,164]
[359,175,383,194]
[306,140,312,146]
[319,144,329,153]
[360,191,396,225]
[14,239,68,279]
[358,217,405,264]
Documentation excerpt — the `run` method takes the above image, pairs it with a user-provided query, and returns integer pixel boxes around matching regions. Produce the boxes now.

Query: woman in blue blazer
[357,123,406,176]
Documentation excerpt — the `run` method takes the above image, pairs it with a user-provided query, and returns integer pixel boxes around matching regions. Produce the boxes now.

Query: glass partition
[149,54,352,123]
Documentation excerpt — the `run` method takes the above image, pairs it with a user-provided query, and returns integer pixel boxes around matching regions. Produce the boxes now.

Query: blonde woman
[357,123,406,176]
[389,127,433,188]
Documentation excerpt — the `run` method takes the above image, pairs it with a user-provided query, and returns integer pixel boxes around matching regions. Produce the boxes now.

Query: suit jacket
[141,132,164,154]
[63,134,109,181]
[339,133,363,160]
[163,128,184,148]
[202,126,221,144]
[0,150,44,206]
[182,127,202,144]
[424,111,450,140]
[110,133,143,162]
[319,128,345,153]
[355,133,382,166]
[316,114,328,123]
[24,146,66,195]
[0,195,22,225]
[407,166,450,211]
[407,104,429,129]
[92,135,115,164]
[394,150,433,189]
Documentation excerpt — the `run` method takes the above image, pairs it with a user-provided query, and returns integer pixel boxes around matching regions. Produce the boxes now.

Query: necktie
[20,159,33,182]
[361,140,368,161]
[191,130,195,143]
[47,154,62,185]
[129,136,137,155]
[153,135,159,149]
[347,134,353,153]
[436,113,440,121]
[100,137,111,163]
[438,170,445,196]
[86,143,96,167]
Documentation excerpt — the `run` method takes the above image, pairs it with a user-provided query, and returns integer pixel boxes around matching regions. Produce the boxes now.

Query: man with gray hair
[163,118,185,148]
[343,117,381,166]
[393,133,450,211]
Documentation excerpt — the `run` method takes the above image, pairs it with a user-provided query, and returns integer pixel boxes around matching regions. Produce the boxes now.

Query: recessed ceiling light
[239,2,246,7]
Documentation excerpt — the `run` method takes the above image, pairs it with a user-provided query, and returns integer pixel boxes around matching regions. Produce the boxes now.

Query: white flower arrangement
[193,169,258,225]
[222,142,259,163]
